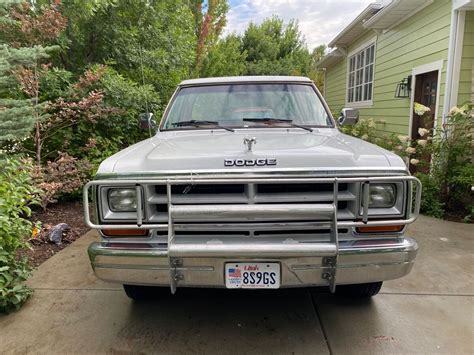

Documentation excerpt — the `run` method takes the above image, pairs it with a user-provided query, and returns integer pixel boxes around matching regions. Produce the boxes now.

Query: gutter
[327,3,383,48]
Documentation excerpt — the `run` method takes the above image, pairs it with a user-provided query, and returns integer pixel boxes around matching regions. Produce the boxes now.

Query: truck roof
[179,76,313,86]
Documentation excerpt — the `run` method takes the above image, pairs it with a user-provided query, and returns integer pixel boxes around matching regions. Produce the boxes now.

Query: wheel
[337,281,383,298]
[123,284,156,301]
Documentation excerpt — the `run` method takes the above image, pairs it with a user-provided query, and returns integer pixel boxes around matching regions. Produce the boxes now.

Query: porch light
[394,76,412,98]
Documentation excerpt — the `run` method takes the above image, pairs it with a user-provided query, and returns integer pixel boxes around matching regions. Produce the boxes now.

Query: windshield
[162,84,333,130]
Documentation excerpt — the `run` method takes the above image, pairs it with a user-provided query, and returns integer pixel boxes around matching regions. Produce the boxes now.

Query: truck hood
[97,129,407,175]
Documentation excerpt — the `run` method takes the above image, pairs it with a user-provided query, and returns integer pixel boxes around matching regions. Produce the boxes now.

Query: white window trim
[345,36,377,108]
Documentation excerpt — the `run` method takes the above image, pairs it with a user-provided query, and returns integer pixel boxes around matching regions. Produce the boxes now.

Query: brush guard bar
[83,176,421,293]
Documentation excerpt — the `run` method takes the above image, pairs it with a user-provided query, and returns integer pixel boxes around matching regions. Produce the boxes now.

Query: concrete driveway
[1,215,472,354]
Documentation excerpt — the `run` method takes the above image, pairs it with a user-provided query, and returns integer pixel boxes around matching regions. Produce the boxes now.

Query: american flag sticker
[228,268,241,278]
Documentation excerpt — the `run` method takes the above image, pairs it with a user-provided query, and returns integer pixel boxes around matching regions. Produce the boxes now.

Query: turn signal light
[102,229,149,237]
[356,225,404,233]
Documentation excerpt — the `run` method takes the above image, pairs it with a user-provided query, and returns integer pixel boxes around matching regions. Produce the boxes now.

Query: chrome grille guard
[83,175,421,293]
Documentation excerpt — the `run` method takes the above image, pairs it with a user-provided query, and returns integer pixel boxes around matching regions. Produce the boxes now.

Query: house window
[347,44,375,104]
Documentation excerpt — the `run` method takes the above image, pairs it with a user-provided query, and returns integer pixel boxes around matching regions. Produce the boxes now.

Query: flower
[397,135,409,143]
[418,128,430,137]
[410,159,420,165]
[414,102,431,116]
[449,107,463,115]
[395,145,403,151]
[471,186,474,192]
[417,139,427,146]
[361,134,369,140]
[406,147,416,154]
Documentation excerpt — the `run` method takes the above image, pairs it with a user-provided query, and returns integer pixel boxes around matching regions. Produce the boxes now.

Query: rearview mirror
[139,112,157,131]
[338,108,359,126]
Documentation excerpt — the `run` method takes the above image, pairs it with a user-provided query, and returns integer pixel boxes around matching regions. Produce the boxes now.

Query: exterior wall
[324,0,453,136]
[458,10,474,104]
[324,58,346,115]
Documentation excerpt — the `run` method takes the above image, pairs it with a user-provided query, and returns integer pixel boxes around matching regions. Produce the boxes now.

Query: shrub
[415,173,445,219]
[341,103,473,221]
[81,135,123,168]
[30,152,92,209]
[340,118,379,143]
[34,65,160,166]
[408,103,473,220]
[0,157,39,312]
[429,103,473,219]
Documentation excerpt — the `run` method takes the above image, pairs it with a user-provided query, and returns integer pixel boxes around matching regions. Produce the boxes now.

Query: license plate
[225,262,280,289]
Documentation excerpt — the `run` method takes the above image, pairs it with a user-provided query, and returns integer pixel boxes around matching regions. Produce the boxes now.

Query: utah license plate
[225,262,280,289]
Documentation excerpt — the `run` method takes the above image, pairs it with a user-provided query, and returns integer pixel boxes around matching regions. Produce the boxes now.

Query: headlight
[369,184,396,208]
[108,188,137,212]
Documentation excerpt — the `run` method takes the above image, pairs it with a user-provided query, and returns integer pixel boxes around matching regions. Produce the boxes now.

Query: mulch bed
[19,201,90,267]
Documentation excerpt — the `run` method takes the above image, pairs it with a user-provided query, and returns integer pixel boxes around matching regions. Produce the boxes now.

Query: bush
[30,152,92,209]
[415,173,445,219]
[0,157,39,312]
[429,103,474,220]
[341,103,473,221]
[408,103,473,220]
[340,118,378,143]
[35,65,160,168]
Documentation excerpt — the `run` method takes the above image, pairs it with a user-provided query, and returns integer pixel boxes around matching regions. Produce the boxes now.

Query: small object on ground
[48,223,70,245]
[31,225,40,238]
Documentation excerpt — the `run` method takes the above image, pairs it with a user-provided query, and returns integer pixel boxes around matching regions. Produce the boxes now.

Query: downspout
[443,8,457,123]
[443,6,465,123]
[323,68,327,97]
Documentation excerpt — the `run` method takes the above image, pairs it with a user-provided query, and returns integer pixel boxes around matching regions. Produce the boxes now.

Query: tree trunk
[35,120,41,165]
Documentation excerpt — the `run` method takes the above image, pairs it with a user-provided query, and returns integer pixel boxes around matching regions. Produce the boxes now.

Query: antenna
[138,45,153,137]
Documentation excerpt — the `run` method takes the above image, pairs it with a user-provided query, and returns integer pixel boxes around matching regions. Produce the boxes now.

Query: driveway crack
[308,289,333,355]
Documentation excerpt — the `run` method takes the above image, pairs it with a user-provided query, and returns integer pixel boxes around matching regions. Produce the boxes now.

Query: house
[317,0,473,140]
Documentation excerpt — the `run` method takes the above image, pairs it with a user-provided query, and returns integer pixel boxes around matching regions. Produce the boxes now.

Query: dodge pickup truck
[83,76,421,300]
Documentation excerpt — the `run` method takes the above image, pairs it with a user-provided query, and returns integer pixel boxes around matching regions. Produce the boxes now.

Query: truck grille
[144,182,358,234]
[147,182,356,222]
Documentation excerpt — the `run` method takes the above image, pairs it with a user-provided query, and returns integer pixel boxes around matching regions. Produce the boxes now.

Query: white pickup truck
[83,76,421,300]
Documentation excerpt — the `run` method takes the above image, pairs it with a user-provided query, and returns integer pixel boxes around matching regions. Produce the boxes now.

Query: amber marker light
[102,229,149,237]
[356,225,404,234]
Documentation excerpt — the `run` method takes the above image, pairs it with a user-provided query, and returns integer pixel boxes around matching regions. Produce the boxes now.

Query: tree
[58,0,196,100]
[309,44,326,91]
[199,34,246,78]
[188,0,229,75]
[0,1,60,144]
[241,17,312,76]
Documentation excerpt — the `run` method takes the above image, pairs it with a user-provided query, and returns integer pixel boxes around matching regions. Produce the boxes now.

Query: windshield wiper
[172,120,234,132]
[242,118,313,132]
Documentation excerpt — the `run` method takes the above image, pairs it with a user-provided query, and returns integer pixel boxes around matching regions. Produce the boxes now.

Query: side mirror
[338,108,359,126]
[139,112,157,131]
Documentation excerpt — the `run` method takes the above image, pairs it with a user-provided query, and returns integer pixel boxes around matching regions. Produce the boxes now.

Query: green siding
[324,0,453,136]
[324,59,346,114]
[458,10,474,105]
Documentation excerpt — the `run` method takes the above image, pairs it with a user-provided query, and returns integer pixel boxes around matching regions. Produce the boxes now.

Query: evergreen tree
[0,1,55,143]
[0,45,51,141]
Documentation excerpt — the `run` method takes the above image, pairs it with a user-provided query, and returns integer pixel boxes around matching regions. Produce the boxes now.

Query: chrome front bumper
[84,174,421,292]
[88,237,418,289]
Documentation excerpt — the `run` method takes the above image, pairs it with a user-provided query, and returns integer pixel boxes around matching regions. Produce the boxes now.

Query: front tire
[337,281,383,298]
[123,284,155,301]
